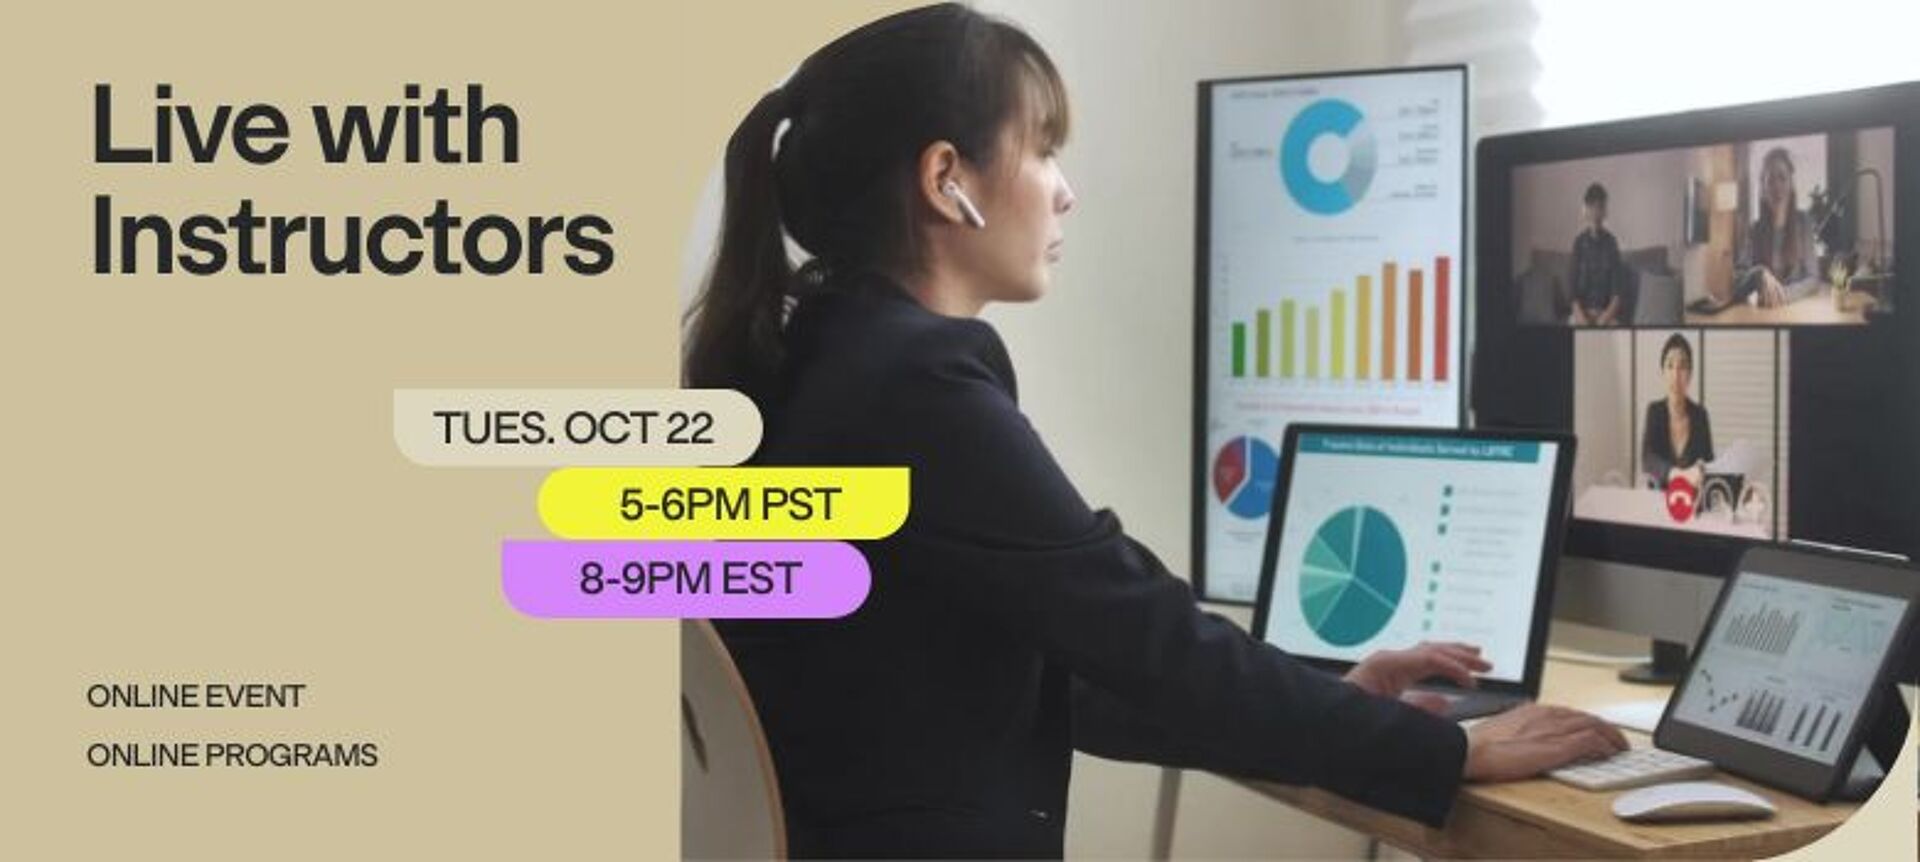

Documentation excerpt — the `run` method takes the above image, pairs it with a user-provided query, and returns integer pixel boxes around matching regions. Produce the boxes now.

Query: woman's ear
[918,140,973,227]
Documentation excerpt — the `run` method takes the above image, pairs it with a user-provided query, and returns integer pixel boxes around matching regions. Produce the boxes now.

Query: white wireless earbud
[941,181,987,229]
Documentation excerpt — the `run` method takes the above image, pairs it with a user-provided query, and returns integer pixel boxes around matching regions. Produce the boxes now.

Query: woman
[1738,147,1820,307]
[1642,333,1715,488]
[687,6,1625,857]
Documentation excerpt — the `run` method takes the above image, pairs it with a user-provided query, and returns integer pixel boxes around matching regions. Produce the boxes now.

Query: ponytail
[684,87,793,395]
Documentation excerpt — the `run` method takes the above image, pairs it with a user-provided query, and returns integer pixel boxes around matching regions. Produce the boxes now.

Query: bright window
[1532,0,1920,126]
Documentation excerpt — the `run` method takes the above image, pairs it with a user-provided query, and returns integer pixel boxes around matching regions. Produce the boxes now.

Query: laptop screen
[1257,430,1563,683]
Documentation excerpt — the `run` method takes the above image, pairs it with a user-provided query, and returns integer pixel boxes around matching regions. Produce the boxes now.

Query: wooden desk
[1233,660,1859,859]
[1685,285,1876,325]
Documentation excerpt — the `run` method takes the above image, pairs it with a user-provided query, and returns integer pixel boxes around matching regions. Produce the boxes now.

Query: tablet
[1656,546,1920,801]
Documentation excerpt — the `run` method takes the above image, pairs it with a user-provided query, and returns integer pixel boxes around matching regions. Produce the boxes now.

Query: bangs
[1015,48,1070,150]
[987,19,1069,153]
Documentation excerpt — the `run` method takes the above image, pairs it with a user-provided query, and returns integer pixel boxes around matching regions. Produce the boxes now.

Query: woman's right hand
[1462,704,1628,783]
[1759,269,1788,307]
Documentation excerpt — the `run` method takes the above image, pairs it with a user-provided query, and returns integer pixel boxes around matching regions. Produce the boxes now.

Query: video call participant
[684,5,1626,857]
[1736,147,1820,307]
[1569,182,1623,326]
[1642,333,1715,490]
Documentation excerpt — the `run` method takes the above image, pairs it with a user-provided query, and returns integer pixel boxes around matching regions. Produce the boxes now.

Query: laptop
[1250,424,1577,721]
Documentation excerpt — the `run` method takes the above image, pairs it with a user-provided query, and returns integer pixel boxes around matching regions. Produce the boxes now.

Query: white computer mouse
[1612,781,1777,823]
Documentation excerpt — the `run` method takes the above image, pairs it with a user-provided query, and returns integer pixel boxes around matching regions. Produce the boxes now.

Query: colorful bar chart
[1256,310,1271,377]
[1225,256,1454,384]
[1280,300,1296,379]
[1305,306,1320,379]
[1408,268,1424,381]
[1356,275,1372,380]
[1435,256,1451,382]
[1330,290,1347,380]
[1382,263,1397,380]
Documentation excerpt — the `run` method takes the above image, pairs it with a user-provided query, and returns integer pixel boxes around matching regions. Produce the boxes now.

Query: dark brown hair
[1753,147,1806,279]
[682,3,1068,397]
[1661,332,1693,369]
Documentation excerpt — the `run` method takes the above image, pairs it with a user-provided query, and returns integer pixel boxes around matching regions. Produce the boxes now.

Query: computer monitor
[1192,66,1468,604]
[1473,82,1920,650]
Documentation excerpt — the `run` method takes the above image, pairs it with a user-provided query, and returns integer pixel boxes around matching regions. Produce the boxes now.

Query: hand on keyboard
[1463,704,1630,782]
[1346,641,1492,715]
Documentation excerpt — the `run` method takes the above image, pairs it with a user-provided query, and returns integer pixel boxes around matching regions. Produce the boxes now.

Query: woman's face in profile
[1662,347,1693,398]
[965,125,1076,303]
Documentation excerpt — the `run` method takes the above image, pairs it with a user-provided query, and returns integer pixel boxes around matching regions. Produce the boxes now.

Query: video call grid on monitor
[1509,127,1895,330]
[1473,82,1919,578]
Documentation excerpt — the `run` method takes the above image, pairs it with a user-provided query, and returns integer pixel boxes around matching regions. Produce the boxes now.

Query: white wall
[1571,330,1634,492]
[978,1,1398,857]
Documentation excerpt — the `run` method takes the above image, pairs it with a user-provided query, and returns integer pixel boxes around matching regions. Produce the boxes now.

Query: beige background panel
[1,1,899,858]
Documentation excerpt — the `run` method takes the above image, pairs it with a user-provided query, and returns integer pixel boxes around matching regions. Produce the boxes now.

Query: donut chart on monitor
[1280,98,1377,216]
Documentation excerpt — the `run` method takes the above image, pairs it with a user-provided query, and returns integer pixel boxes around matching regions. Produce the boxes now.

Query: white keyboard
[1548,747,1715,792]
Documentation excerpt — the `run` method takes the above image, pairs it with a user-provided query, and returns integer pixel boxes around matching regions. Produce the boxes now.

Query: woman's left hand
[1345,641,1491,715]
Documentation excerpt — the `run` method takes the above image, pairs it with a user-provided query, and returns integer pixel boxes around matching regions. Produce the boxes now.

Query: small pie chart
[1213,436,1279,520]
[1299,505,1406,647]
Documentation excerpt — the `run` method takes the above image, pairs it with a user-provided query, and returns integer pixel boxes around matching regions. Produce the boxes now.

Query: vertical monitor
[1194,66,1467,602]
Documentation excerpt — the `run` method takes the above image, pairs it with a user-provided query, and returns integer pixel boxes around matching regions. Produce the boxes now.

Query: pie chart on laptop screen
[1300,505,1406,646]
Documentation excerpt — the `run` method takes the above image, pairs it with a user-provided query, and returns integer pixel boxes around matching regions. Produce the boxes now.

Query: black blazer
[717,279,1466,859]
[1641,398,1715,486]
